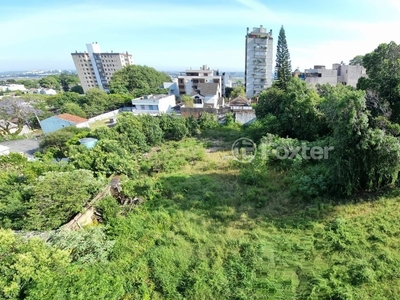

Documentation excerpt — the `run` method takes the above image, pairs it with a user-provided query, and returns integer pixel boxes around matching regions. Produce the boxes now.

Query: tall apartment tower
[245,26,273,98]
[71,42,133,93]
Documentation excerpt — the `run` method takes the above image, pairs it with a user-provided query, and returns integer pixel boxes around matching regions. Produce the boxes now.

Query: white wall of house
[204,95,219,108]
[192,94,205,108]
[75,121,90,128]
[132,94,176,114]
[191,94,219,108]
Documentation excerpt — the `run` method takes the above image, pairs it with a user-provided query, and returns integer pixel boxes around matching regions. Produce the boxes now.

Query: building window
[194,96,202,104]
[140,105,145,110]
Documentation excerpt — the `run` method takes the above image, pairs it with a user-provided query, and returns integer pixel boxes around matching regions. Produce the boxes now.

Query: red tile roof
[56,113,88,124]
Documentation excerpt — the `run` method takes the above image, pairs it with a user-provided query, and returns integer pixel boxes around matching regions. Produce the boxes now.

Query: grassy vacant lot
[93,129,400,299]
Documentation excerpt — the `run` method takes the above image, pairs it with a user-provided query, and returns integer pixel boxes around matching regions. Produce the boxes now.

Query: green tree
[349,55,364,66]
[47,91,83,109]
[60,102,87,118]
[24,169,104,230]
[16,79,39,89]
[109,65,171,95]
[256,77,326,140]
[58,73,80,92]
[275,26,292,90]
[357,42,400,122]
[321,84,400,195]
[230,86,246,99]
[82,88,109,117]
[0,171,26,229]
[0,229,70,299]
[198,112,219,130]
[38,76,60,90]
[68,139,139,177]
[39,126,89,159]
[70,85,84,94]
[159,113,189,140]
[181,94,194,107]
[112,113,149,152]
[225,87,234,99]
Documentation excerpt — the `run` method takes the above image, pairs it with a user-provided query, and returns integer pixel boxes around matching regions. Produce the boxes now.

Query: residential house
[0,84,27,92]
[190,83,221,108]
[229,95,252,111]
[38,88,57,95]
[163,81,180,98]
[131,94,176,115]
[40,113,90,134]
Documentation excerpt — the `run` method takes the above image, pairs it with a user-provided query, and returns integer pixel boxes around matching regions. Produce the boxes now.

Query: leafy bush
[49,226,115,264]
[198,112,219,130]
[24,169,104,230]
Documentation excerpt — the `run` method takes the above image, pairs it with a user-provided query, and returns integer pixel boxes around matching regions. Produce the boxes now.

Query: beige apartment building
[178,65,228,97]
[71,42,133,93]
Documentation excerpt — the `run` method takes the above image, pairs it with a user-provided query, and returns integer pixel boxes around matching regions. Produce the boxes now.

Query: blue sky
[1,0,400,72]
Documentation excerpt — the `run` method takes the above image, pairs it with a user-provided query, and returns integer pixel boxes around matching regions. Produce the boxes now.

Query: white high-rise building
[71,42,133,93]
[245,25,273,98]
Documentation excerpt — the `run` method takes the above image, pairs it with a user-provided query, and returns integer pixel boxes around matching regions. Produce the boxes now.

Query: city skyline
[1,0,400,72]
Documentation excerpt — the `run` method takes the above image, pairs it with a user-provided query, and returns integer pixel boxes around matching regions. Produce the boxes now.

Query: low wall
[60,185,111,231]
[181,107,218,118]
[87,109,120,124]
[87,107,132,124]
[234,111,256,125]
[181,107,231,118]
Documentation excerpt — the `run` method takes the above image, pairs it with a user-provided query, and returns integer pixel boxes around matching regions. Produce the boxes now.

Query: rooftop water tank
[79,137,98,149]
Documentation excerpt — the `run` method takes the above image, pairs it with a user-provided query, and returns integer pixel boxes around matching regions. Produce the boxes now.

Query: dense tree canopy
[25,169,104,230]
[230,86,246,99]
[349,55,364,66]
[109,65,171,95]
[38,73,80,91]
[255,77,326,141]
[357,42,400,122]
[38,76,60,90]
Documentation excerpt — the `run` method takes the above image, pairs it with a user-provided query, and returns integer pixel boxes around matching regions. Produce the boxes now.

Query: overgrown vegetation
[3,41,400,299]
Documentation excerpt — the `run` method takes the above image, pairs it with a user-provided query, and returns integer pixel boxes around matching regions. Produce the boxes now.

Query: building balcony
[132,109,161,115]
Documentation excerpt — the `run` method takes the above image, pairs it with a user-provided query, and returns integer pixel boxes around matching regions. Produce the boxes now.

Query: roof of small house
[195,83,219,96]
[229,95,250,106]
[55,113,88,124]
